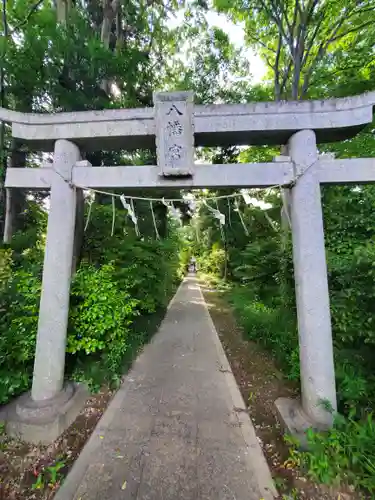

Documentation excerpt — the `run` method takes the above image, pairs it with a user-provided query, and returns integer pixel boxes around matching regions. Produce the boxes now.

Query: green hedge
[0,204,184,404]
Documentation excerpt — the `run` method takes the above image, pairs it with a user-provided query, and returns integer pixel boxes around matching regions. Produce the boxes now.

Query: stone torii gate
[1,91,375,443]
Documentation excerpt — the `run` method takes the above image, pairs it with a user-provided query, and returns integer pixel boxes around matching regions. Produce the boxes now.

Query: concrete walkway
[55,277,277,500]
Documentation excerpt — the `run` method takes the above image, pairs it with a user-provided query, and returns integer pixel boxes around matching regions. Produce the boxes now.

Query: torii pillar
[4,140,89,444]
[276,130,336,437]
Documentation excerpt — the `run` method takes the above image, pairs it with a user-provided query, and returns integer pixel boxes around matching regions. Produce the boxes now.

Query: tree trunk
[55,0,84,272]
[100,0,120,94]
[280,144,292,241]
[56,0,73,24]
[72,188,85,273]
[3,139,26,243]
[0,135,6,239]
[156,203,168,238]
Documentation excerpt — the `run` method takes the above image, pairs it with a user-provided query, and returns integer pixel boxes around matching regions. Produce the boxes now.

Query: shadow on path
[55,277,277,500]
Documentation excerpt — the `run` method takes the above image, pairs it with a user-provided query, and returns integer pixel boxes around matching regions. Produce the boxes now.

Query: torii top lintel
[0,90,374,152]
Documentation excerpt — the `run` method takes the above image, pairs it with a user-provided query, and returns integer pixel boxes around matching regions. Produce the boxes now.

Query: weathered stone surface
[288,130,336,427]
[2,383,88,444]
[8,156,375,193]
[1,91,375,150]
[54,278,277,500]
[275,397,332,450]
[317,157,375,184]
[5,90,370,456]
[32,139,81,402]
[154,91,194,177]
[5,161,295,190]
[0,140,90,445]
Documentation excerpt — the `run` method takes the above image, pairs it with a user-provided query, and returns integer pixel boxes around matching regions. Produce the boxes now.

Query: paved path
[55,277,277,500]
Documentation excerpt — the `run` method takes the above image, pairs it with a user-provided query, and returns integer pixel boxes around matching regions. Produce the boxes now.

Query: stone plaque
[153,91,194,177]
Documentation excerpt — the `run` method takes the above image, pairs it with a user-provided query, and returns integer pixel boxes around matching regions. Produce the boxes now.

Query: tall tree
[163,7,250,104]
[215,0,375,100]
[1,0,49,242]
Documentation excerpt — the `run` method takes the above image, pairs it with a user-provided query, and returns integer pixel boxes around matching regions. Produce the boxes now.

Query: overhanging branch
[12,0,44,33]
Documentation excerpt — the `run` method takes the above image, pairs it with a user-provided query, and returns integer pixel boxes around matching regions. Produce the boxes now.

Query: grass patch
[226,284,375,496]
[287,412,375,495]
[228,286,300,381]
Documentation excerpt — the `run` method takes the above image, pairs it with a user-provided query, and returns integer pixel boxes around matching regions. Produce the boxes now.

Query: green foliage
[198,244,226,278]
[335,358,374,414]
[82,204,182,314]
[0,263,41,403]
[75,213,183,389]
[9,201,47,272]
[2,0,374,492]
[0,199,184,402]
[288,412,375,494]
[323,185,375,348]
[231,239,281,296]
[167,17,250,103]
[194,173,375,494]
[0,248,12,287]
[229,286,300,381]
[68,262,139,376]
[32,459,66,491]
[179,245,192,275]
[214,0,375,100]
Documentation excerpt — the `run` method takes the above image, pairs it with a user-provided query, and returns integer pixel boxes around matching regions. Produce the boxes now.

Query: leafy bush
[334,354,375,415]
[68,262,139,375]
[0,264,41,403]
[9,201,47,273]
[0,202,184,403]
[231,239,282,297]
[179,245,192,275]
[0,249,13,288]
[328,241,375,347]
[197,244,226,277]
[288,411,375,494]
[0,207,47,403]
[229,286,300,381]
[113,238,181,313]
[82,204,182,313]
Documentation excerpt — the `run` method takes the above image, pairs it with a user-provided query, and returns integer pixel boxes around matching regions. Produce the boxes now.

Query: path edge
[198,282,278,500]
[55,279,187,500]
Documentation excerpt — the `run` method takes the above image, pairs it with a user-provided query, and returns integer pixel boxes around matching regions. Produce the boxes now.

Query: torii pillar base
[274,397,330,448]
[1,383,88,444]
